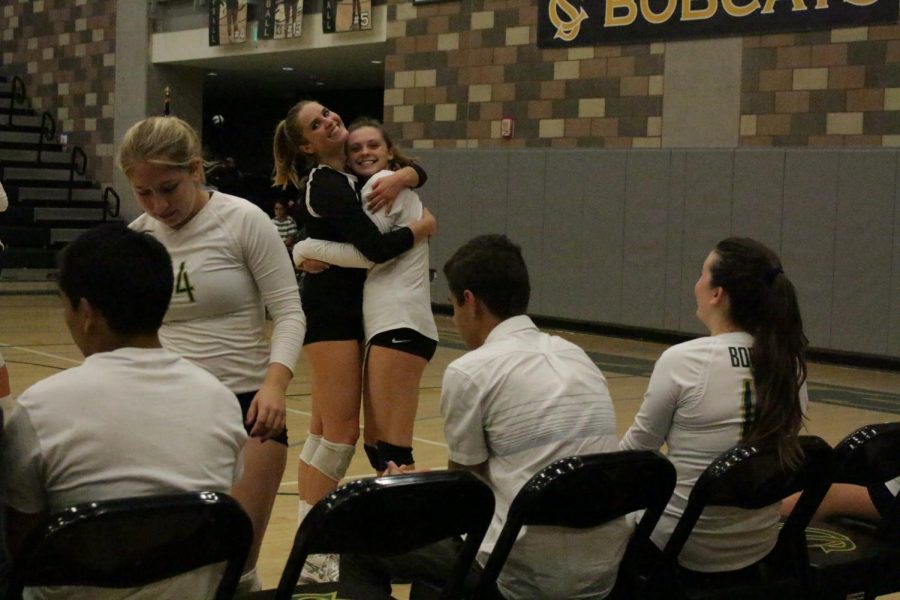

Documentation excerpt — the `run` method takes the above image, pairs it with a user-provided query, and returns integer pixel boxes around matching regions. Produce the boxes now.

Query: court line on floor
[0,344,82,365]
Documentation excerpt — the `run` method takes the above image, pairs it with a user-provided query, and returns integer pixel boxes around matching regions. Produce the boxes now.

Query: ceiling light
[207,72,218,77]
[315,81,325,86]
[282,67,295,71]
[370,60,382,64]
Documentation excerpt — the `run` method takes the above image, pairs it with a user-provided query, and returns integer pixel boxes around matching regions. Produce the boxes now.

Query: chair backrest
[662,435,833,565]
[831,421,900,535]
[276,470,495,600]
[6,491,252,600]
[473,450,676,599]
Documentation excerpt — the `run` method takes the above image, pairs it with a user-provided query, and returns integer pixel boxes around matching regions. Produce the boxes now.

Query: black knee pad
[364,443,383,471]
[376,441,414,469]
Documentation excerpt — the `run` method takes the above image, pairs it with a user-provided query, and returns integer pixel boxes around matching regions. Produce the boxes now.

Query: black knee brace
[364,443,383,471]
[376,441,414,469]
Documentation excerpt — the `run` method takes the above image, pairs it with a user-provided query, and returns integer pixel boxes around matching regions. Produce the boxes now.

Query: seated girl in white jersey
[292,118,438,479]
[620,237,809,574]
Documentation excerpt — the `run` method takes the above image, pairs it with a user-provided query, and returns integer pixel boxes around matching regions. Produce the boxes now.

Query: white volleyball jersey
[621,331,809,572]
[131,191,305,393]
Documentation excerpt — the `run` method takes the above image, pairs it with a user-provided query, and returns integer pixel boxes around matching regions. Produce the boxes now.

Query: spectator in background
[272,199,300,256]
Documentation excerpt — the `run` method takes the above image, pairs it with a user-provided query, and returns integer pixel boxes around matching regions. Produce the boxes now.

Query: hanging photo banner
[538,0,899,48]
[210,0,248,46]
[260,0,304,39]
[323,0,372,33]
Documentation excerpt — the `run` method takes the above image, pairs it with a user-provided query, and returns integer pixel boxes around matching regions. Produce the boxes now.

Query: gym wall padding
[417,148,900,360]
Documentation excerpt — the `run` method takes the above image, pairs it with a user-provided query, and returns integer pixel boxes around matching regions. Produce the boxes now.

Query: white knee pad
[299,433,322,466]
[309,438,355,482]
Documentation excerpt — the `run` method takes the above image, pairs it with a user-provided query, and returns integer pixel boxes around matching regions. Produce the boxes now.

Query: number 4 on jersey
[176,261,196,302]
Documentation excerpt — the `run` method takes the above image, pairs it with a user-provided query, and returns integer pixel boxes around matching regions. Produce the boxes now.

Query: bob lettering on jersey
[729,346,752,368]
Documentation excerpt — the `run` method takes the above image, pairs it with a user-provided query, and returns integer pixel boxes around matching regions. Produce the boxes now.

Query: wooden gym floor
[1,292,898,597]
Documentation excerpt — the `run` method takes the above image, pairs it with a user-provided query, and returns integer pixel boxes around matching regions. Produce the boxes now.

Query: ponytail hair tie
[766,266,784,284]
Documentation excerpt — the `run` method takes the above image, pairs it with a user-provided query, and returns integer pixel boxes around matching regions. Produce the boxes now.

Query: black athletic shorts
[302,268,365,344]
[369,328,437,361]
[236,390,289,446]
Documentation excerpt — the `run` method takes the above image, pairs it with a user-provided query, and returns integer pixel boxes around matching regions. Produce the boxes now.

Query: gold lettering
[549,0,589,40]
[640,0,677,23]
[844,0,877,6]
[761,0,810,12]
[605,0,638,26]
[682,0,717,20]
[722,0,760,16]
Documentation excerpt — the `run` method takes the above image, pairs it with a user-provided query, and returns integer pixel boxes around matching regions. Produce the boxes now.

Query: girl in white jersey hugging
[293,118,439,476]
[273,102,435,582]
[620,237,809,574]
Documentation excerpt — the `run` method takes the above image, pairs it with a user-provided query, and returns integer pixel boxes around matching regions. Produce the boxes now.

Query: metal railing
[102,186,121,221]
[68,146,87,203]
[7,75,25,127]
[36,111,56,165]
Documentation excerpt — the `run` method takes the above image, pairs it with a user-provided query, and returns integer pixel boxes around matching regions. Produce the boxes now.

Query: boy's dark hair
[58,223,174,336]
[443,234,530,319]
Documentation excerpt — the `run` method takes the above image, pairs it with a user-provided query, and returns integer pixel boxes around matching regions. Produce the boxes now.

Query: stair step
[33,206,106,222]
[0,140,65,152]
[1,247,58,270]
[0,130,43,143]
[0,225,52,248]
[49,228,92,244]
[0,115,40,128]
[0,108,37,118]
[0,148,70,163]
[0,159,71,169]
[18,188,103,202]
[5,167,90,182]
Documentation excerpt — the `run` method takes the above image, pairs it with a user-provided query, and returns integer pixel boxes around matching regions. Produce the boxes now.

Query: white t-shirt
[131,192,305,393]
[293,170,437,343]
[442,315,629,600]
[0,346,248,600]
[620,332,810,572]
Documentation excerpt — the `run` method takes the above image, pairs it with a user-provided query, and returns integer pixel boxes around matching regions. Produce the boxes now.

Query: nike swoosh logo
[392,338,411,344]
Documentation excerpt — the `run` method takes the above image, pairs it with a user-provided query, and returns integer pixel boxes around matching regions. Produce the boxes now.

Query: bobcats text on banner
[538,0,898,47]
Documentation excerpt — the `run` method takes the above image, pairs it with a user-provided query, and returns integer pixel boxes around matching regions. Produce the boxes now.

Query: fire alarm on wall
[501,117,514,138]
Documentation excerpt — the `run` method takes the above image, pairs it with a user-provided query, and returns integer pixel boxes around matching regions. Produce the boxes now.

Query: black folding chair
[471,450,676,600]
[631,436,833,600]
[6,491,252,600]
[807,422,900,600]
[261,470,494,600]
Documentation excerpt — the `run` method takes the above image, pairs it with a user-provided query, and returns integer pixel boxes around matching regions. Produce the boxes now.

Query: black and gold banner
[260,0,304,39]
[538,0,899,47]
[323,0,372,32]
[210,0,248,46]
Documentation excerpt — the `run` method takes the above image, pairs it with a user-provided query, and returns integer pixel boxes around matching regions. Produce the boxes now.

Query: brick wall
[383,0,665,149]
[741,25,900,147]
[1,0,116,186]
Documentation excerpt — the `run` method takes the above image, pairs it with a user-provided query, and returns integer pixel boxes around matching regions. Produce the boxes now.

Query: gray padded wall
[419,148,900,359]
[622,152,669,329]
[781,151,839,350]
[833,152,895,355]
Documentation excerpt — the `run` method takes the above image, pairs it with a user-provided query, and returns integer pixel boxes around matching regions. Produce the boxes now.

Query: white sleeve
[240,206,306,373]
[294,237,374,269]
[0,403,48,514]
[0,181,8,212]
[619,348,685,451]
[440,365,489,466]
